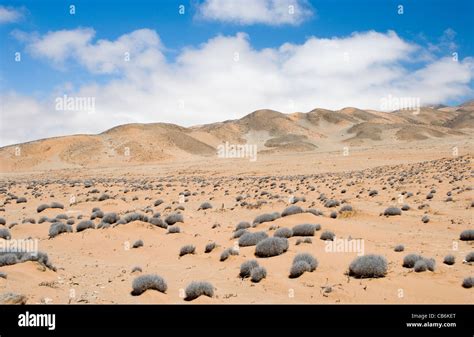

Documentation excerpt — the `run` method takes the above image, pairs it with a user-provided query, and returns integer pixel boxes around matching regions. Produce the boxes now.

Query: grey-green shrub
[349,255,387,278]
[131,274,167,295]
[250,266,267,283]
[184,281,214,301]
[255,237,288,258]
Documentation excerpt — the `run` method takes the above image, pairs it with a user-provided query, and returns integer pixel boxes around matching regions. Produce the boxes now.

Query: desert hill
[0,102,472,172]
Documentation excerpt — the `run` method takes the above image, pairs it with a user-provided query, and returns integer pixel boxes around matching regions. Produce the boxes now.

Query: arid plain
[0,103,473,304]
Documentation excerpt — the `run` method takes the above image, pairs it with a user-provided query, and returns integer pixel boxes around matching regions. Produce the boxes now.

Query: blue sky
[0,0,473,145]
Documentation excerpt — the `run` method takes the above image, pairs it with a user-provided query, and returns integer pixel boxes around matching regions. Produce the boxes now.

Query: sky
[0,0,473,146]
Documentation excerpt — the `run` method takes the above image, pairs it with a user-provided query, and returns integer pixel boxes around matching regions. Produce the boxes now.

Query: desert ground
[0,104,473,304]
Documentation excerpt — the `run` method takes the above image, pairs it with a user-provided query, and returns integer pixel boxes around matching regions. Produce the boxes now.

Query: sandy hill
[0,102,472,172]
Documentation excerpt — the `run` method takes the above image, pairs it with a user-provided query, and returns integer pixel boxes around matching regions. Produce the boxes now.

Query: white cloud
[195,0,313,25]
[1,29,473,146]
[0,6,24,24]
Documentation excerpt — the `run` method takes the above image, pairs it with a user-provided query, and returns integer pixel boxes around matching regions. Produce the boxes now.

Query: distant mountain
[0,102,472,172]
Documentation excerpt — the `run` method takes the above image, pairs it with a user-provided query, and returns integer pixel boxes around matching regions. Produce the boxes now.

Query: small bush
[154,199,164,207]
[133,240,144,249]
[0,253,18,266]
[0,228,11,240]
[49,223,72,238]
[50,202,64,209]
[401,204,410,211]
[414,260,427,272]
[220,247,238,261]
[425,258,436,271]
[394,245,405,252]
[462,277,473,289]
[292,224,320,236]
[235,221,251,231]
[131,266,142,273]
[369,190,378,197]
[0,218,5,225]
[179,245,195,257]
[255,237,289,258]
[403,254,423,268]
[198,202,212,210]
[238,231,268,247]
[293,253,318,271]
[37,204,49,213]
[466,252,474,263]
[149,217,167,228]
[421,215,430,223]
[330,211,337,219]
[349,255,387,278]
[384,207,401,216]
[232,229,247,239]
[250,266,267,283]
[281,205,303,217]
[90,210,104,220]
[304,238,312,244]
[16,197,27,203]
[324,199,340,208]
[274,227,293,238]
[76,220,95,232]
[165,213,184,226]
[102,212,120,224]
[339,205,353,213]
[289,261,311,278]
[443,255,455,265]
[0,271,6,279]
[184,281,214,301]
[167,226,180,234]
[204,242,216,253]
[253,212,280,225]
[131,274,167,296]
[320,231,335,241]
[239,260,259,278]
[460,229,474,241]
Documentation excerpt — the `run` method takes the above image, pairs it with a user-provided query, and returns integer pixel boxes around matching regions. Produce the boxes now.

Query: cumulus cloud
[195,0,313,25]
[0,6,24,24]
[1,28,473,146]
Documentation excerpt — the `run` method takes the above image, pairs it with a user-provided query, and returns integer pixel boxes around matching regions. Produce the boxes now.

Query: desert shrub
[239,260,259,278]
[330,211,337,219]
[294,253,318,271]
[401,204,410,211]
[349,255,387,278]
[38,216,50,224]
[394,244,405,252]
[292,224,320,236]
[235,221,251,231]
[165,213,184,226]
[149,217,167,228]
[133,240,144,249]
[339,205,353,212]
[274,227,293,238]
[414,260,427,272]
[22,218,36,224]
[250,266,267,283]
[238,231,268,247]
[425,258,436,271]
[198,202,212,210]
[421,215,430,223]
[289,261,311,278]
[384,207,402,216]
[50,202,64,209]
[281,205,303,217]
[49,223,72,238]
[460,229,474,241]
[255,237,289,257]
[0,251,55,270]
[0,253,17,266]
[462,277,473,289]
[37,204,49,213]
[443,254,455,265]
[320,230,335,241]
[184,281,214,301]
[253,212,280,225]
[90,210,104,220]
[324,199,340,208]
[16,197,27,203]
[0,218,5,225]
[0,271,6,279]
[154,199,164,207]
[76,220,95,232]
[305,208,323,216]
[167,226,180,234]
[123,213,148,223]
[131,274,167,296]
[102,212,120,224]
[426,193,433,200]
[304,238,312,244]
[0,228,11,240]
[220,247,238,261]
[66,219,75,225]
[466,252,474,263]
[56,214,68,220]
[98,194,110,201]
[232,229,247,239]
[179,245,195,257]
[402,254,423,268]
[204,242,216,253]
[369,190,378,197]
